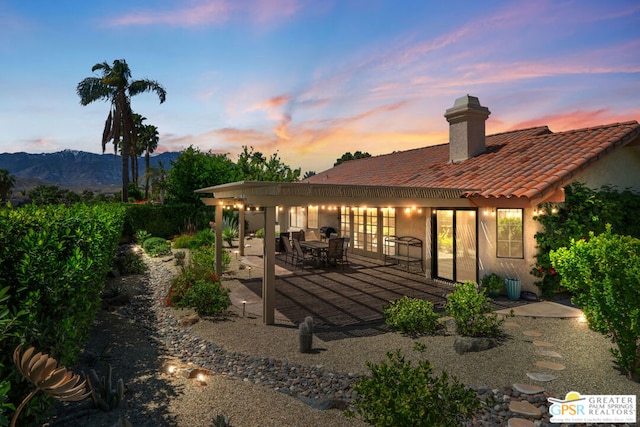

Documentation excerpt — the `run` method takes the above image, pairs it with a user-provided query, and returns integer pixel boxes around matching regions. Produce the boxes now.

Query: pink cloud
[508,109,640,133]
[106,0,304,28]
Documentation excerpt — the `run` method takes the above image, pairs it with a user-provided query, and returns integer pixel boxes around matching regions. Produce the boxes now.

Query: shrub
[551,226,640,380]
[142,237,172,257]
[222,217,238,247]
[134,229,151,244]
[347,342,480,427]
[383,296,441,336]
[191,229,215,249]
[184,279,230,317]
[479,272,503,297]
[255,228,264,238]
[113,246,147,275]
[172,234,195,249]
[445,281,507,338]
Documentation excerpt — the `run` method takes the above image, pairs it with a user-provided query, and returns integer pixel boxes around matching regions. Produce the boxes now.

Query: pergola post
[263,206,276,325]
[215,204,223,277]
[238,207,245,256]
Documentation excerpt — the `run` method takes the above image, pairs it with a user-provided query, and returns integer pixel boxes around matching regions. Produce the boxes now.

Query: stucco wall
[571,145,640,192]
[478,208,542,295]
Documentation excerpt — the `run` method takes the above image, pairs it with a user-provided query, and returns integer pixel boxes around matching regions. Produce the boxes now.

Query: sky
[0,1,639,174]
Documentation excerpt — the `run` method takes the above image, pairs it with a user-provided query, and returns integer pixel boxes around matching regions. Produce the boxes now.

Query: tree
[334,151,371,166]
[143,162,168,203]
[77,59,166,201]
[235,146,301,181]
[303,170,316,180]
[0,169,15,202]
[165,146,238,205]
[141,123,159,199]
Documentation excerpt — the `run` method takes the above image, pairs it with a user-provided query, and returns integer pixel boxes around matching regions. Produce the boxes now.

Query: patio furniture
[292,239,315,269]
[281,235,295,265]
[326,237,346,269]
[299,240,328,264]
[384,235,423,272]
[342,236,351,266]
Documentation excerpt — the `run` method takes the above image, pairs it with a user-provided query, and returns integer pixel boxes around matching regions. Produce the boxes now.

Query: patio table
[299,240,328,264]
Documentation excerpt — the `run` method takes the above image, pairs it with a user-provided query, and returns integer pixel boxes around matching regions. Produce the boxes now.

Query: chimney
[444,95,491,163]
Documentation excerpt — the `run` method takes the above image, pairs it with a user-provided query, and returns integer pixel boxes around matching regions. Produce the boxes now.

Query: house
[196,95,640,324]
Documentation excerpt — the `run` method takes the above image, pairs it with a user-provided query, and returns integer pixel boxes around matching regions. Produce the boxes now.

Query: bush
[255,228,264,238]
[480,272,503,297]
[383,296,441,336]
[222,217,238,247]
[445,281,507,338]
[191,229,215,249]
[123,203,215,240]
[134,229,151,244]
[0,203,125,423]
[184,279,230,317]
[142,237,172,257]
[113,246,147,275]
[172,234,195,249]
[347,342,480,427]
[551,226,640,380]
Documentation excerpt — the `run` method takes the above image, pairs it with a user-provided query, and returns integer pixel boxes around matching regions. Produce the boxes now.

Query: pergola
[195,181,476,325]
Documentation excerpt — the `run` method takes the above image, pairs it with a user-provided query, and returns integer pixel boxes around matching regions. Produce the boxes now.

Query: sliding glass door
[435,209,477,283]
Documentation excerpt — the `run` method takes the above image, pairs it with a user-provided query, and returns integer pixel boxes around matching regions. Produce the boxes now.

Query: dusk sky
[1,1,639,174]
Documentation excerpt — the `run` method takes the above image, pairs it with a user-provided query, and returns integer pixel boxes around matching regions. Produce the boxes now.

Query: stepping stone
[508,418,536,427]
[526,372,557,382]
[513,383,545,395]
[503,321,520,328]
[509,400,542,418]
[536,349,563,358]
[532,340,554,347]
[523,330,542,337]
[535,361,565,370]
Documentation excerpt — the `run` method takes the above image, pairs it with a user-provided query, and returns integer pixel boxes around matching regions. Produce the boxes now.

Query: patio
[227,241,528,337]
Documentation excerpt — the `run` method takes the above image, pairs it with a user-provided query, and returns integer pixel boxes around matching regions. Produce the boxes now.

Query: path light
[578,314,587,323]
[197,373,207,384]
[12,344,90,427]
[167,365,176,375]
[234,250,239,260]
[247,266,252,279]
[242,300,247,318]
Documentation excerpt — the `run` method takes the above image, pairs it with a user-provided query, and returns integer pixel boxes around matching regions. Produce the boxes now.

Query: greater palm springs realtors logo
[548,391,636,423]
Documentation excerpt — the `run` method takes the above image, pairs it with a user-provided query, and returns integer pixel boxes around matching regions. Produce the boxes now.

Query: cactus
[299,316,314,353]
[87,365,125,412]
[212,414,231,427]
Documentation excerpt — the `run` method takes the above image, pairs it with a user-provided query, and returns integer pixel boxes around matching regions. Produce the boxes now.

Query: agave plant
[11,344,90,427]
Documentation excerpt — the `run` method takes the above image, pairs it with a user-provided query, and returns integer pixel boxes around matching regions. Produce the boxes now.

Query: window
[340,206,350,237]
[496,208,523,258]
[290,206,304,229]
[307,206,318,229]
[382,208,396,255]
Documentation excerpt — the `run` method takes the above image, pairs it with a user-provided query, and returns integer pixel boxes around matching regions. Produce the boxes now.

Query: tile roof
[304,121,640,205]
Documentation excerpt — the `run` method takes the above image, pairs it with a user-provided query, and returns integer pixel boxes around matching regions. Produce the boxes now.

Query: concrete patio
[225,238,533,333]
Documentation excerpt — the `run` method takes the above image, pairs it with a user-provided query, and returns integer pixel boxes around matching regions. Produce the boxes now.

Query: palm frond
[129,79,167,103]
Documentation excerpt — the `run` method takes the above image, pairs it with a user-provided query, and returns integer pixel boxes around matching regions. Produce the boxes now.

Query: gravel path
[46,246,639,426]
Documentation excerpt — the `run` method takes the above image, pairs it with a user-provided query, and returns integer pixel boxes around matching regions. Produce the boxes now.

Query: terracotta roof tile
[304,122,640,204]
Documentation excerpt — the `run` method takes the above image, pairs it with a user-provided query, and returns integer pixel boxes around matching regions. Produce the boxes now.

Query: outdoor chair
[325,237,346,270]
[281,236,295,265]
[292,239,314,269]
[342,236,350,266]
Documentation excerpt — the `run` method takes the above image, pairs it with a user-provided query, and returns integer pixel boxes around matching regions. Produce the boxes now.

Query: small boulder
[180,313,200,326]
[454,336,497,354]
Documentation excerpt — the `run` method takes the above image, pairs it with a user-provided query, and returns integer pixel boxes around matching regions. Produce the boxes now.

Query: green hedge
[0,203,125,424]
[122,203,215,240]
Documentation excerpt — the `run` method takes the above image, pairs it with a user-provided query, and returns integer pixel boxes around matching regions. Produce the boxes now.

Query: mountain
[0,149,181,194]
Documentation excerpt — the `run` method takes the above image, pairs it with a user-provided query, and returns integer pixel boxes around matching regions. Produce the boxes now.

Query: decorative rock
[512,383,545,395]
[509,400,542,418]
[526,372,557,382]
[522,330,542,337]
[508,418,536,427]
[535,361,565,370]
[179,313,200,326]
[532,340,554,347]
[536,349,563,358]
[454,336,498,354]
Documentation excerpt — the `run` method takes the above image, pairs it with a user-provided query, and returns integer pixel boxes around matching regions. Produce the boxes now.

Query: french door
[435,209,477,283]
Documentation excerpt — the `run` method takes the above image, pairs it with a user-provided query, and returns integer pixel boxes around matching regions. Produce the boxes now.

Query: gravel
[45,246,640,427]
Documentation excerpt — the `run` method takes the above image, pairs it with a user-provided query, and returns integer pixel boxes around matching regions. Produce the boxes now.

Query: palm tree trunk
[121,139,129,202]
[144,151,150,199]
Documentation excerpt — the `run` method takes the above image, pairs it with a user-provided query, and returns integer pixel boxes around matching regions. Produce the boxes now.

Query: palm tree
[76,59,166,201]
[141,123,159,199]
[0,169,15,202]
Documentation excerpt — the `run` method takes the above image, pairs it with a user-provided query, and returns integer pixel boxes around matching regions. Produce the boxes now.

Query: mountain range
[0,150,181,194]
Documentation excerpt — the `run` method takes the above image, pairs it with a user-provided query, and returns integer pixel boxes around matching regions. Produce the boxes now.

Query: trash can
[505,278,521,301]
